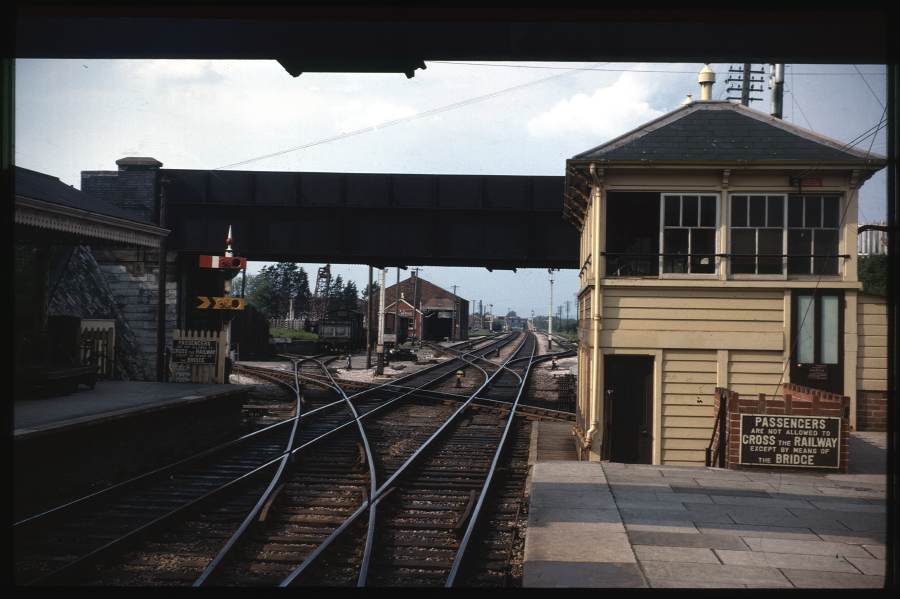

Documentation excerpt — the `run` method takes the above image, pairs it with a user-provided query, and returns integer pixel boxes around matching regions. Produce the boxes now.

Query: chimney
[698,64,716,101]
[681,93,694,106]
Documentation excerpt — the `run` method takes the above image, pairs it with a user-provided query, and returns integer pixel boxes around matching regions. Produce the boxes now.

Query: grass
[270,327,319,341]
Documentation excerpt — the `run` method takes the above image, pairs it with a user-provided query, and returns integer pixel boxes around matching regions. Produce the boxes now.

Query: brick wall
[857,390,887,432]
[716,383,850,473]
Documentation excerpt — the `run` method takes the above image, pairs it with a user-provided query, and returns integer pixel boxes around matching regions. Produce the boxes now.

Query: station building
[382,272,469,342]
[564,73,887,465]
[14,165,171,387]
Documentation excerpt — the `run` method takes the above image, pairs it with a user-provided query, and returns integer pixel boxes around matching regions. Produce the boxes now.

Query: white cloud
[131,60,230,86]
[526,72,664,140]
[333,100,418,133]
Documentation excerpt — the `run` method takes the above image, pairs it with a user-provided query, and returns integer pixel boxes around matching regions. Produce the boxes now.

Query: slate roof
[572,101,886,165]
[15,166,139,222]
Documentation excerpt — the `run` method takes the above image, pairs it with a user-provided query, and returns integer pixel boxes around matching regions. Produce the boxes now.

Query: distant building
[382,273,469,341]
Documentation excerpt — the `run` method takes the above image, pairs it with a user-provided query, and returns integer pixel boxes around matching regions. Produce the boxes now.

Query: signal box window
[662,194,717,274]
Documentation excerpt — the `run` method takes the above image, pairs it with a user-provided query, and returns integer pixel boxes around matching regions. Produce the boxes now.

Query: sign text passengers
[739,414,841,469]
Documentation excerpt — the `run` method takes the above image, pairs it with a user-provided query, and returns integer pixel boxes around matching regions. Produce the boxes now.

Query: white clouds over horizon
[526,72,665,140]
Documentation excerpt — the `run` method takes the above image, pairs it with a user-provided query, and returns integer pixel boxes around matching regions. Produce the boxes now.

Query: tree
[859,255,887,296]
[341,280,359,312]
[327,274,344,302]
[245,263,311,318]
[246,273,278,318]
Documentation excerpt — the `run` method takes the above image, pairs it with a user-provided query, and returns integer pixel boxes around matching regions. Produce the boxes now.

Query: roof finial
[681,93,694,106]
[698,64,716,101]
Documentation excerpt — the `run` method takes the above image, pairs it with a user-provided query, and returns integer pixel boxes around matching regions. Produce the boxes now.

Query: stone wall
[81,157,161,224]
[48,245,177,381]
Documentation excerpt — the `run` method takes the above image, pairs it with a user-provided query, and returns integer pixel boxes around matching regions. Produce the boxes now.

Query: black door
[604,355,654,464]
[790,290,844,394]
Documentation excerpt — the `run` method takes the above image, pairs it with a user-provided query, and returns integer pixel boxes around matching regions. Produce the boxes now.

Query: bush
[269,327,319,341]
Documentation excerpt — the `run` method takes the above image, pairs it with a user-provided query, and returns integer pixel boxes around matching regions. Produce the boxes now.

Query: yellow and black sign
[197,296,246,310]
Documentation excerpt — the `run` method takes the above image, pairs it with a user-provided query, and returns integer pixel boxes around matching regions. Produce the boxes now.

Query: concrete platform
[14,381,250,519]
[14,381,248,438]
[523,431,887,588]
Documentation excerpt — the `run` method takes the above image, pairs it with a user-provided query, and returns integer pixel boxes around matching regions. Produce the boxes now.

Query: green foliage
[246,272,278,318]
[244,262,311,318]
[859,255,888,296]
[269,327,319,341]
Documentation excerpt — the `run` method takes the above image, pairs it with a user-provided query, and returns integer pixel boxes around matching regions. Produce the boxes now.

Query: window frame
[727,193,789,280]
[727,192,844,280]
[658,191,721,280]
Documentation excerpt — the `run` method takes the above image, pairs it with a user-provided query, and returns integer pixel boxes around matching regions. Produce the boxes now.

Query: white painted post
[376,267,386,374]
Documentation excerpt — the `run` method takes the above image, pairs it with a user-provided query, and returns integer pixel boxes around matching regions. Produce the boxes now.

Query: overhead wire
[213,63,605,171]
[853,64,886,110]
[428,61,886,77]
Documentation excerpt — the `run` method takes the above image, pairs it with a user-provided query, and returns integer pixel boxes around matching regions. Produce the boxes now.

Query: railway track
[276,331,542,587]
[16,332,560,587]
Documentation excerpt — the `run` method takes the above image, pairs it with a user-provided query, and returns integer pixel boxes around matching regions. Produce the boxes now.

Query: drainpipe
[585,165,604,458]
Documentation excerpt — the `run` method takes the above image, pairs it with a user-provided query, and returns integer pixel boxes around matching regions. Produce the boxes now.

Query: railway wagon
[318,309,364,352]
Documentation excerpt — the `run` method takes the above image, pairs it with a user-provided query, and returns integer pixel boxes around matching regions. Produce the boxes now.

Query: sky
[15,60,888,318]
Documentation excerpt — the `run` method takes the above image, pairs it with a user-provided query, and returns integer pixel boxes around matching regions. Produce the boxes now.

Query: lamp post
[548,268,555,349]
[376,267,386,375]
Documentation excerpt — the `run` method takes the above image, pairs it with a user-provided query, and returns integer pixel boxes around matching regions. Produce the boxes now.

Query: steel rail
[280,332,530,587]
[256,335,514,587]
[14,368,319,530]
[280,339,502,587]
[21,342,515,586]
[194,337,513,586]
[446,332,538,586]
[193,355,321,585]
[21,356,330,586]
[17,354,344,529]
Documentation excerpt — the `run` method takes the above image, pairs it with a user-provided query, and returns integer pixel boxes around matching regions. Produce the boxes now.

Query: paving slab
[780,569,884,588]
[640,561,792,587]
[863,544,886,559]
[625,522,700,535]
[847,556,886,576]
[526,527,634,563]
[816,531,885,545]
[523,562,648,588]
[523,454,886,589]
[633,545,719,564]
[715,549,860,573]
[742,537,871,558]
[697,524,819,541]
[709,495,815,509]
[628,530,748,550]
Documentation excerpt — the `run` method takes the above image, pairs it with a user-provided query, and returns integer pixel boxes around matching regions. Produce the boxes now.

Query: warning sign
[171,338,218,365]
[739,414,841,469]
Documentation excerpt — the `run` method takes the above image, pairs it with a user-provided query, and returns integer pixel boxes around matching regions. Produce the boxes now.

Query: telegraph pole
[366,265,373,369]
[395,267,401,346]
[769,63,785,119]
[376,267,386,375]
[411,267,421,341]
[451,284,458,341]
[548,268,555,349]
[725,63,764,106]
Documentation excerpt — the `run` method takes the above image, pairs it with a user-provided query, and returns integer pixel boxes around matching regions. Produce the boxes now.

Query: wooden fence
[80,319,116,378]
[169,328,228,384]
[270,318,310,331]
